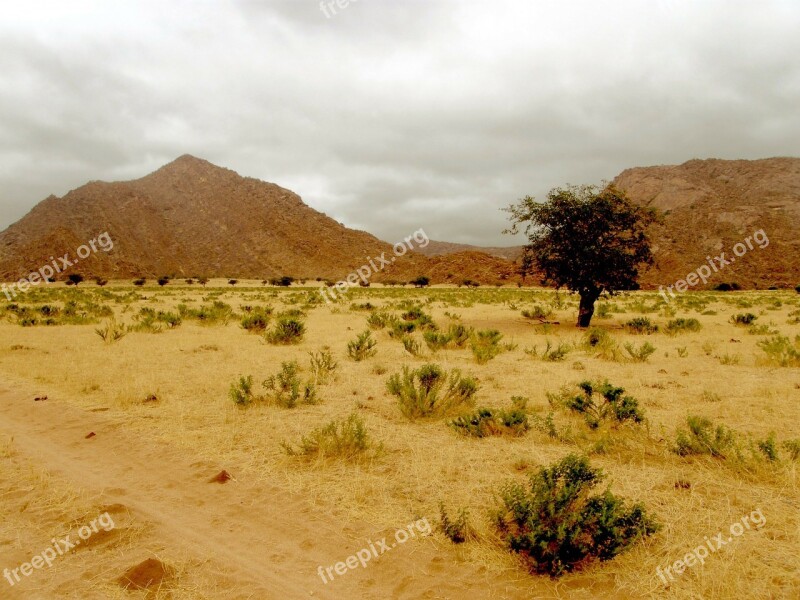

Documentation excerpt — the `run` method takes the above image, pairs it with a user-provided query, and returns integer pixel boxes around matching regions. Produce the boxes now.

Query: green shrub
[179,300,233,325]
[623,341,656,363]
[266,316,306,345]
[229,375,255,406]
[494,454,659,577]
[624,317,658,334]
[527,340,571,362]
[367,311,390,329]
[521,305,552,320]
[262,361,317,408]
[757,335,800,367]
[387,363,478,419]
[665,318,702,335]
[470,329,504,364]
[283,413,372,461]
[551,380,644,429]
[447,323,472,348]
[581,328,620,361]
[674,415,735,458]
[401,335,422,356]
[95,319,127,344]
[783,439,800,460]
[241,306,273,333]
[423,331,451,352]
[756,432,779,462]
[730,313,757,326]
[309,348,338,385]
[348,330,378,361]
[439,504,473,544]
[450,406,529,438]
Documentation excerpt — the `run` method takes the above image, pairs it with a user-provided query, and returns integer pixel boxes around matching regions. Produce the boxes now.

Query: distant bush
[493,454,659,577]
[450,404,529,438]
[624,317,658,334]
[665,318,702,335]
[521,305,552,320]
[411,276,430,288]
[95,319,127,344]
[757,335,800,367]
[283,413,373,461]
[674,415,735,458]
[347,330,378,361]
[470,329,504,364]
[623,341,656,363]
[309,348,338,385]
[387,363,478,419]
[229,375,255,406]
[262,361,317,408]
[550,380,644,429]
[367,311,391,329]
[270,276,294,287]
[730,313,757,326]
[179,301,233,325]
[526,340,571,362]
[132,278,146,287]
[241,307,273,333]
[714,282,741,291]
[266,316,306,344]
[581,327,620,361]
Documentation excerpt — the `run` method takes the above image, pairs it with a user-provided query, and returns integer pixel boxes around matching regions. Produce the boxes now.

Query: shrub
[796,284,800,294]
[367,311,390,329]
[551,380,644,429]
[401,335,422,357]
[581,328,620,361]
[624,317,658,334]
[494,454,659,577]
[450,406,529,438]
[241,307,273,333]
[521,305,553,320]
[266,316,306,345]
[133,278,146,287]
[623,341,656,363]
[262,361,317,408]
[95,319,127,344]
[674,415,735,458]
[527,340,571,362]
[387,363,478,419]
[756,433,779,462]
[470,329,504,364]
[447,323,472,348]
[411,276,430,288]
[730,313,757,326]
[229,375,255,406]
[665,318,702,335]
[439,504,473,544]
[348,330,378,361]
[757,335,800,367]
[423,331,451,352]
[179,300,233,325]
[309,348,338,385]
[283,413,372,461]
[783,439,800,460]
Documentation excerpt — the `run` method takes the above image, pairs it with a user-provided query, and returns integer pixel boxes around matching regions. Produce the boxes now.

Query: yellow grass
[1,282,798,598]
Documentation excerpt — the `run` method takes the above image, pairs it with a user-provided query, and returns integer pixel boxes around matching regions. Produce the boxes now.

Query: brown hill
[417,240,524,261]
[0,156,513,285]
[613,157,800,289]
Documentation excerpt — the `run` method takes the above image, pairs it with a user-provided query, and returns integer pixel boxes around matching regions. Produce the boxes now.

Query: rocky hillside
[0,156,511,285]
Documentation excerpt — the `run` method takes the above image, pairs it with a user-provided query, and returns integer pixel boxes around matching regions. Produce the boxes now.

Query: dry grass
[1,282,799,598]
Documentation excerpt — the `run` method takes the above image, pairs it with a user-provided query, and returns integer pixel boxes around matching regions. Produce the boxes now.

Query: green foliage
[624,317,658,334]
[411,276,431,288]
[504,184,657,328]
[551,380,644,429]
[623,341,656,363]
[367,311,391,329]
[757,335,800,367]
[241,306,273,333]
[783,439,800,460]
[95,319,127,343]
[347,330,378,361]
[730,313,757,326]
[387,363,478,419]
[439,503,473,544]
[450,406,529,438]
[470,329,504,364]
[262,361,318,408]
[229,375,255,406]
[309,348,338,385]
[401,335,422,356]
[179,300,233,325]
[665,318,702,335]
[756,432,779,462]
[284,413,372,461]
[581,327,620,361]
[674,416,735,458]
[266,316,306,345]
[521,305,553,320]
[494,454,659,577]
[527,340,571,361]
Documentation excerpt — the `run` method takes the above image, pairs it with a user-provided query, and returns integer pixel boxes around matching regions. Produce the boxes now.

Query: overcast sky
[1,0,798,245]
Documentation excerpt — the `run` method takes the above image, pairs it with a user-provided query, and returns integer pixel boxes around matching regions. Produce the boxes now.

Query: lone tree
[505,184,656,327]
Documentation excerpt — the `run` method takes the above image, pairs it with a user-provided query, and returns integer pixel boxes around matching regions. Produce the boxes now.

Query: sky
[1,0,799,246]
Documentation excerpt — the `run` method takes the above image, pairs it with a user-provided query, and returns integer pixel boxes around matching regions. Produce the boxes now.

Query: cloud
[1,0,798,245]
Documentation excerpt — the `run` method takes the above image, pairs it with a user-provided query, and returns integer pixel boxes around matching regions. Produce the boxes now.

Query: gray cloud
[1,0,798,245]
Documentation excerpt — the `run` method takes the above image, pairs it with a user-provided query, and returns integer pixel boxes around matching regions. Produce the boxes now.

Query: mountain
[613,157,800,289]
[0,156,512,284]
[415,241,523,261]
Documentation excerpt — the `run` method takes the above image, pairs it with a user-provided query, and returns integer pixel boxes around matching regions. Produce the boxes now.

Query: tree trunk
[577,291,599,328]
